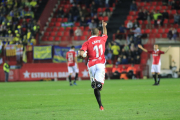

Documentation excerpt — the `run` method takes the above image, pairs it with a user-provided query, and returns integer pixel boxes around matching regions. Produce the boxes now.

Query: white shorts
[88,64,105,84]
[151,64,161,73]
[68,63,79,74]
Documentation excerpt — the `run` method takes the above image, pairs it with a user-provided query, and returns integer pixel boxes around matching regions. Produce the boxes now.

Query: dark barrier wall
[38,0,58,31]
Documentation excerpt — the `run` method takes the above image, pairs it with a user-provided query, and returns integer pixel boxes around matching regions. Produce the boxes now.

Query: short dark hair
[91,28,99,35]
[71,46,75,49]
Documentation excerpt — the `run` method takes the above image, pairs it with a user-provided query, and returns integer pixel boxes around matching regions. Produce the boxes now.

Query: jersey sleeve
[101,34,108,42]
[148,50,153,54]
[80,41,88,51]
[159,50,164,54]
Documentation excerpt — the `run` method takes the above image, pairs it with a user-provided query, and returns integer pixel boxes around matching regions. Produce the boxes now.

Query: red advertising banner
[18,63,89,81]
[0,69,19,82]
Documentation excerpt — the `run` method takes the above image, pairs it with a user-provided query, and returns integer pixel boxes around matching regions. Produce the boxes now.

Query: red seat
[140,2,145,6]
[49,22,54,27]
[57,18,62,22]
[50,32,56,36]
[57,32,63,36]
[157,2,162,6]
[162,34,167,38]
[98,16,103,21]
[62,18,68,22]
[178,10,180,14]
[177,28,180,33]
[83,31,88,36]
[59,27,65,31]
[151,29,157,34]
[149,6,155,11]
[103,16,108,21]
[53,27,58,31]
[145,29,151,34]
[51,18,56,22]
[129,11,135,16]
[138,20,143,24]
[84,26,89,31]
[162,6,167,10]
[97,8,102,12]
[146,2,150,6]
[141,29,145,34]
[127,16,133,20]
[80,36,86,40]
[144,20,148,25]
[48,37,54,41]
[74,36,78,40]
[144,6,149,10]
[42,37,47,41]
[46,28,51,32]
[44,32,49,36]
[55,37,60,41]
[171,10,177,14]
[151,20,154,24]
[156,6,161,11]
[66,27,71,31]
[169,19,174,24]
[173,24,179,28]
[155,34,161,38]
[164,19,168,24]
[80,26,84,31]
[61,36,67,41]
[152,2,157,6]
[74,22,80,26]
[73,27,78,31]
[109,7,113,12]
[164,28,169,33]
[64,31,69,36]
[55,22,61,27]
[158,28,164,34]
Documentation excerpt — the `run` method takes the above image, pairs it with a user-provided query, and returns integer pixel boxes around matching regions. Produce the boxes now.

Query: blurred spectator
[142,9,148,20]
[69,26,74,36]
[112,64,121,79]
[121,55,128,64]
[130,1,137,11]
[167,27,178,40]
[80,17,87,26]
[127,20,133,29]
[81,6,89,17]
[170,0,177,9]
[119,24,127,33]
[133,19,139,29]
[137,9,144,20]
[88,19,97,29]
[3,61,10,82]
[111,42,120,63]
[134,55,140,64]
[146,12,152,28]
[116,56,121,65]
[162,0,168,5]
[68,13,74,22]
[105,50,112,60]
[162,10,169,19]
[120,65,128,80]
[115,30,121,40]
[132,26,141,37]
[130,43,135,51]
[75,26,82,40]
[174,12,180,24]
[56,7,64,18]
[98,21,102,28]
[29,36,36,45]
[127,64,136,79]
[124,43,129,52]
[153,11,162,27]
[93,15,99,26]
[90,1,97,17]
[103,7,111,17]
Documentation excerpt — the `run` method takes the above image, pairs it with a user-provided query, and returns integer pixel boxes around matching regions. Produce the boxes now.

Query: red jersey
[80,34,108,67]
[148,49,164,65]
[66,50,76,66]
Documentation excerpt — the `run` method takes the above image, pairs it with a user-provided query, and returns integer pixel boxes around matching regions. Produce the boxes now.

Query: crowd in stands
[0,0,40,46]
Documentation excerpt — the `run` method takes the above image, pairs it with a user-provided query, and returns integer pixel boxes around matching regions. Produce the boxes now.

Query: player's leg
[94,64,105,110]
[68,67,73,86]
[157,65,161,85]
[73,63,79,85]
[151,65,157,85]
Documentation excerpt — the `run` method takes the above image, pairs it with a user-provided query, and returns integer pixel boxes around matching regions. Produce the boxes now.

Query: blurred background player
[3,61,10,82]
[66,46,79,86]
[78,20,108,111]
[138,44,171,85]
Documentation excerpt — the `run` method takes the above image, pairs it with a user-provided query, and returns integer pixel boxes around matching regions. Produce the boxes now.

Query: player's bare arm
[164,46,171,53]
[78,50,87,59]
[102,20,107,35]
[138,44,147,52]
[75,57,78,69]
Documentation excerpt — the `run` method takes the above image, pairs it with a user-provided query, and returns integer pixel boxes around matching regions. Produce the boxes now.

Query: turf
[0,79,180,120]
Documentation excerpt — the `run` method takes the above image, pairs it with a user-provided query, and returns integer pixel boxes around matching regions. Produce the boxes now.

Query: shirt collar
[69,49,74,51]
[154,49,159,52]
[88,35,98,40]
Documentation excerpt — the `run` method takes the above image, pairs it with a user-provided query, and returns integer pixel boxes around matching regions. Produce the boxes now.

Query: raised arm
[164,46,171,53]
[102,20,107,35]
[138,44,148,52]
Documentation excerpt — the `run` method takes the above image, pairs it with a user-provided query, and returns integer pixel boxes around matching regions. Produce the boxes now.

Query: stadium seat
[109,7,113,12]
[74,36,78,40]
[145,29,151,34]
[83,31,89,36]
[59,27,65,31]
[80,26,84,31]
[84,26,89,31]
[80,36,86,40]
[162,34,167,38]
[55,37,60,41]
[144,6,149,10]
[62,18,68,22]
[53,27,59,31]
[169,19,174,24]
[57,32,63,36]
[97,8,102,12]
[140,2,145,6]
[73,27,78,31]
[49,22,54,27]
[46,28,51,32]
[55,22,61,27]
[50,32,56,36]
[163,19,168,24]
[178,10,180,14]
[149,6,155,11]
[42,37,47,41]
[151,2,157,6]
[44,32,49,36]
[171,10,177,14]
[162,6,167,10]
[151,29,157,34]
[157,2,162,6]
[66,27,71,31]
[98,16,103,21]
[138,20,143,25]
[146,2,150,6]
[177,28,180,33]
[129,11,135,16]
[141,29,145,34]
[158,28,164,34]
[61,36,67,41]
[51,18,56,22]
[57,18,62,22]
[173,24,179,28]
[64,31,69,36]
[156,6,161,11]
[155,34,161,38]
[127,16,133,20]
[103,16,108,22]
[74,22,80,26]
[164,28,169,33]
[49,37,54,41]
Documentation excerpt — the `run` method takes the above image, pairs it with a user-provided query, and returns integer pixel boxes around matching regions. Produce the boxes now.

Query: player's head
[154,44,158,50]
[91,28,99,36]
[71,46,75,50]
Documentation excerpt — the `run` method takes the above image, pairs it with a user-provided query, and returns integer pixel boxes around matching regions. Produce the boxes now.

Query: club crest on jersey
[92,40,101,44]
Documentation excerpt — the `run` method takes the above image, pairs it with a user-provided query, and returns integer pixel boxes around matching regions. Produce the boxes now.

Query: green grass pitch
[0,79,180,120]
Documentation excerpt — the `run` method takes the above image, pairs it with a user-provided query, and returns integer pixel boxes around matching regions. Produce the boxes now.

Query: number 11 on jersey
[93,44,103,58]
